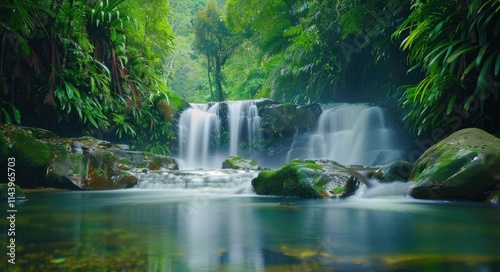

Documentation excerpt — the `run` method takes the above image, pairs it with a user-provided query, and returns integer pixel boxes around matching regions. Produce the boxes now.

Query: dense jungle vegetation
[1,0,500,153]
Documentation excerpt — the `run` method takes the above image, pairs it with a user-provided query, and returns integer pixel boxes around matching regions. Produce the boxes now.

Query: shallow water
[1,189,500,271]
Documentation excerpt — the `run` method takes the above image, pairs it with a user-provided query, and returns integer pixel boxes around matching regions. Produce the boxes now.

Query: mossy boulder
[251,159,362,198]
[222,156,260,170]
[0,129,9,160]
[374,160,413,183]
[44,138,177,190]
[1,127,51,188]
[0,183,26,201]
[1,124,178,190]
[409,128,500,200]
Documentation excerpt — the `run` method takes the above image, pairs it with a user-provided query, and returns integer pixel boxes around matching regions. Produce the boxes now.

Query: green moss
[410,128,500,200]
[0,184,26,200]
[119,158,133,165]
[70,153,86,175]
[332,186,346,194]
[252,160,323,198]
[0,130,9,160]
[222,156,259,170]
[9,129,51,168]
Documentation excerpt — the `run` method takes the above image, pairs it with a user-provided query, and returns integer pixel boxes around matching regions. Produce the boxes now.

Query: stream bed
[2,188,500,271]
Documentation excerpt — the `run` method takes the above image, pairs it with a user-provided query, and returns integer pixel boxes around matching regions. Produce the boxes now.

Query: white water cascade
[178,104,221,169]
[228,101,262,157]
[177,101,262,170]
[287,104,402,166]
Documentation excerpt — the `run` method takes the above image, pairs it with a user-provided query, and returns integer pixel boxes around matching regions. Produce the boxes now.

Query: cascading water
[177,101,262,170]
[178,103,221,169]
[228,101,262,157]
[287,104,402,166]
[147,102,402,191]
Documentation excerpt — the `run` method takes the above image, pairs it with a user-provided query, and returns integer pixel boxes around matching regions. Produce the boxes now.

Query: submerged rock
[222,156,260,170]
[408,128,500,200]
[251,159,363,198]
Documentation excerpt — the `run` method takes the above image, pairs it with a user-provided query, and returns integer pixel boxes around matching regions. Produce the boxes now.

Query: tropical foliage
[394,0,500,134]
[2,0,500,148]
[224,0,413,103]
[0,0,182,154]
[193,0,238,101]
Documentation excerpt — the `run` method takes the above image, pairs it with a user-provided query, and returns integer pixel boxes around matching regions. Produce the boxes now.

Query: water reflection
[1,191,500,271]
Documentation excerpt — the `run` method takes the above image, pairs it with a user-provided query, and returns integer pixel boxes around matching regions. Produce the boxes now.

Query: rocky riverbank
[1,124,499,203]
[249,128,500,203]
[0,125,178,190]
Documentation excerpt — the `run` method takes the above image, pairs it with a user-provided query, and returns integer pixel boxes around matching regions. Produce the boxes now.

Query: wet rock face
[251,159,361,198]
[1,125,179,190]
[374,160,413,183]
[44,138,179,190]
[258,103,322,135]
[0,126,52,188]
[409,128,500,200]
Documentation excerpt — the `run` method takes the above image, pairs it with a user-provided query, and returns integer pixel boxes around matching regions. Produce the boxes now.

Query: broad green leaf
[2,109,12,124]
[10,104,21,124]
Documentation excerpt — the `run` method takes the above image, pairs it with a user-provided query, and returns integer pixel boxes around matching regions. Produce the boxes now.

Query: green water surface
[1,190,500,271]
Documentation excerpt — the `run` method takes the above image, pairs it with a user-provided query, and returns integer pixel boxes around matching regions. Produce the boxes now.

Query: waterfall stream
[177,101,262,170]
[288,104,402,165]
[177,101,402,170]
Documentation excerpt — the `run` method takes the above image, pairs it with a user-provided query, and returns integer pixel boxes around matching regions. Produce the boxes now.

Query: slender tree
[193,0,235,101]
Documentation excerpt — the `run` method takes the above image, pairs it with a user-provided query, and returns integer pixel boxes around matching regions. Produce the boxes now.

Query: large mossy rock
[222,156,260,170]
[44,137,178,190]
[409,128,500,200]
[1,126,52,187]
[251,159,362,198]
[1,125,179,190]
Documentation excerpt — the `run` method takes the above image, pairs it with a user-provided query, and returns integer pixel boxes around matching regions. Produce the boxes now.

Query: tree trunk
[214,54,224,101]
[206,53,214,101]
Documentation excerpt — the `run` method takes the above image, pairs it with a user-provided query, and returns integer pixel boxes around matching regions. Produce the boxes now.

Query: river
[2,187,500,271]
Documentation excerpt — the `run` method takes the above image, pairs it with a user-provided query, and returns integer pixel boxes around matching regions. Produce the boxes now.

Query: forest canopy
[1,0,499,150]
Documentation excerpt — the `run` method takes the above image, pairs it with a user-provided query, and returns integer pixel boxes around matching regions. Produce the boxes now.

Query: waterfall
[178,104,221,169]
[178,101,401,169]
[308,104,400,165]
[228,101,262,157]
[178,101,262,170]
[288,104,401,166]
